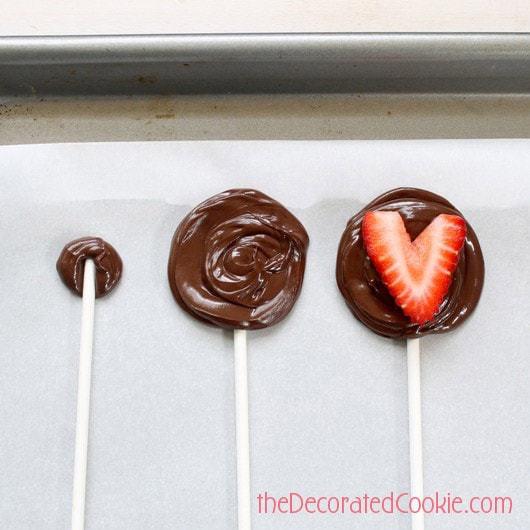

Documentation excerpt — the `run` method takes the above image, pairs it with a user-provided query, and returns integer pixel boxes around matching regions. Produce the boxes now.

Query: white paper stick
[407,338,424,530]
[234,329,251,530]
[71,259,96,530]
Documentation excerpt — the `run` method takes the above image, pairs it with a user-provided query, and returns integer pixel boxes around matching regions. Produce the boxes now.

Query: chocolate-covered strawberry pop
[336,187,484,530]
[336,187,484,338]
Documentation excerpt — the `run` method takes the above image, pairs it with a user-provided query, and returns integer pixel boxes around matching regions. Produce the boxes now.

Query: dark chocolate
[56,237,122,298]
[336,188,484,339]
[168,189,309,330]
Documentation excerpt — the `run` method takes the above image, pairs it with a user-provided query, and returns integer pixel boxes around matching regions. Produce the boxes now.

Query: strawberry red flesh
[362,211,466,325]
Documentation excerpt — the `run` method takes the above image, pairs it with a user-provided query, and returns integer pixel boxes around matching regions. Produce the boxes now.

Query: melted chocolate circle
[168,189,309,330]
[57,237,123,298]
[336,188,484,339]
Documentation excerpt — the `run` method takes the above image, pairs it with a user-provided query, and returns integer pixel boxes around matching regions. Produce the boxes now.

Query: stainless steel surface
[2,34,530,144]
[1,33,530,96]
[2,94,530,144]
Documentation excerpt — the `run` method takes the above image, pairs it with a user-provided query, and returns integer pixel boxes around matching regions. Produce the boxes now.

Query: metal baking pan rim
[1,33,530,96]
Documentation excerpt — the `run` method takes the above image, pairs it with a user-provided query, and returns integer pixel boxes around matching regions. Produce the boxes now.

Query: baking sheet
[0,140,529,529]
[3,34,530,97]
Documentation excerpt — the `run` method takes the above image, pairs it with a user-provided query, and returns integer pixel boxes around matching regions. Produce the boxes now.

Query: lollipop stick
[407,338,424,530]
[72,259,96,530]
[234,329,251,530]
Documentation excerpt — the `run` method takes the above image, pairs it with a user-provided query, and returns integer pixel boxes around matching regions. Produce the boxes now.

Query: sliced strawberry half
[362,211,466,325]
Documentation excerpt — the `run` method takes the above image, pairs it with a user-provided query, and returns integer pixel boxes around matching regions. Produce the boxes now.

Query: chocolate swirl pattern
[168,189,309,330]
[56,237,123,298]
[336,188,484,339]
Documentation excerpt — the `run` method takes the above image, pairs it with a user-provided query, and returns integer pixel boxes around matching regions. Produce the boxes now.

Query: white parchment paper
[0,140,528,530]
